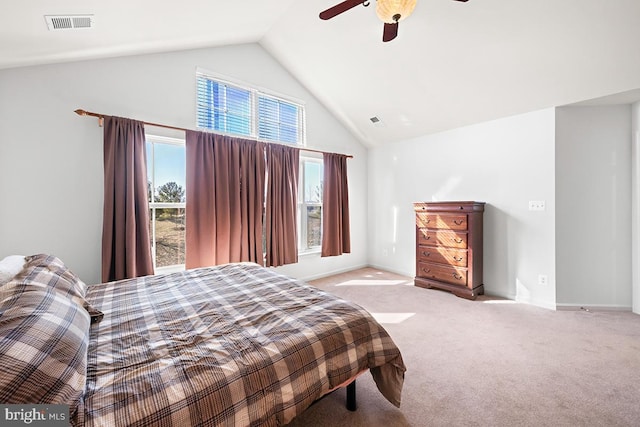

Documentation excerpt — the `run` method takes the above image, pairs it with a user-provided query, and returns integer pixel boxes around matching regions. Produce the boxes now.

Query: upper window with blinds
[196,70,305,145]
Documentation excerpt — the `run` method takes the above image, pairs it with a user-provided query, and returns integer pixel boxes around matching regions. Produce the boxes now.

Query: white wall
[0,43,368,284]
[367,109,557,309]
[632,102,640,314]
[555,106,632,309]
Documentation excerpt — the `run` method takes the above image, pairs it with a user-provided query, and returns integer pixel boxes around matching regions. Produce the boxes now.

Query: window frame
[298,155,324,254]
[196,68,306,146]
[146,134,186,273]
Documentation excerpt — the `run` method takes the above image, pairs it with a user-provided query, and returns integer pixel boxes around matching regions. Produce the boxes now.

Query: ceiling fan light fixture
[376,0,417,23]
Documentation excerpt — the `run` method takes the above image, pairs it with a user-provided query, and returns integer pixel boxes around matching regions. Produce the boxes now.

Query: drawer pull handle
[424,236,431,240]
[453,273,463,280]
[454,238,463,243]
[453,220,464,225]
[424,219,431,223]
[453,256,463,262]
[422,268,431,273]
[422,252,430,257]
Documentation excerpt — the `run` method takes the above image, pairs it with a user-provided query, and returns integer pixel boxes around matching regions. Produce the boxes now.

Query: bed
[0,254,405,426]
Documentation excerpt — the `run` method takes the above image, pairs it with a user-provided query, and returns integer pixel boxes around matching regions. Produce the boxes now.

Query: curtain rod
[74,109,353,159]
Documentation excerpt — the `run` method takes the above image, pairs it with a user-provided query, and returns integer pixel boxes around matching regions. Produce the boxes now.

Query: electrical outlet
[529,200,546,211]
[538,274,548,285]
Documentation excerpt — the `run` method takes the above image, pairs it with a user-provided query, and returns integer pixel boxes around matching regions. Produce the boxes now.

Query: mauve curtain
[102,116,154,282]
[265,144,300,267]
[321,153,351,257]
[185,131,265,268]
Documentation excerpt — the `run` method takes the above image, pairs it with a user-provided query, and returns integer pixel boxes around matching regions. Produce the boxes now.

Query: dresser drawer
[417,229,468,249]
[416,213,467,230]
[417,262,468,287]
[417,245,467,267]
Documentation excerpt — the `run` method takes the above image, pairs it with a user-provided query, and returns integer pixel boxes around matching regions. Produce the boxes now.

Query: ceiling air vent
[45,15,94,31]
[370,116,385,127]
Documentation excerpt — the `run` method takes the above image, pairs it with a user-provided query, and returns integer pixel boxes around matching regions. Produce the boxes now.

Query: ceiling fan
[320,0,469,42]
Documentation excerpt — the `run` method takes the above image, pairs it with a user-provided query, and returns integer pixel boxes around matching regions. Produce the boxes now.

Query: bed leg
[346,380,357,411]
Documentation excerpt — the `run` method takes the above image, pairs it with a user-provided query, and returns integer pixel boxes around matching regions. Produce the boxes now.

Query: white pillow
[0,255,26,285]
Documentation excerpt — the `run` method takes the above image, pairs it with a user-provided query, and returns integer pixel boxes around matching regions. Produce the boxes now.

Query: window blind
[196,71,305,145]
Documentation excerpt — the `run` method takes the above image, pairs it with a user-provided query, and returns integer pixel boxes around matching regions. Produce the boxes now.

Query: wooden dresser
[414,201,485,300]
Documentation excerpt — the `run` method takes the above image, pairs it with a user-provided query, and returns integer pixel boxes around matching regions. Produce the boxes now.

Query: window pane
[304,161,323,203]
[152,144,186,202]
[258,97,278,122]
[306,206,322,248]
[279,102,298,125]
[196,77,216,129]
[153,207,186,268]
[258,97,279,142]
[197,77,251,136]
[226,86,250,114]
[258,96,300,144]
[258,121,279,141]
[279,124,298,144]
[226,113,251,135]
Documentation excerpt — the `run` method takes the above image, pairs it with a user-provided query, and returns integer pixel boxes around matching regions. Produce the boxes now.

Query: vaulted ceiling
[3,0,640,146]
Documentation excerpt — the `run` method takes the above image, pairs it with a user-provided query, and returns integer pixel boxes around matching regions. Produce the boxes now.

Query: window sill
[155,264,186,274]
[299,248,321,257]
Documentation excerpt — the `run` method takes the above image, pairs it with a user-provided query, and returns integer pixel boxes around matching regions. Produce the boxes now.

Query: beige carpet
[286,267,640,427]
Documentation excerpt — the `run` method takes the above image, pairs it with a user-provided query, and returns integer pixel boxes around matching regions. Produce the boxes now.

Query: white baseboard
[366,263,413,278]
[556,304,632,312]
[298,263,370,282]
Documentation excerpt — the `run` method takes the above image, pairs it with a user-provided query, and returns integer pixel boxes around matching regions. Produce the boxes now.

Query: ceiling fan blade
[382,22,398,42]
[319,0,363,20]
[452,0,469,2]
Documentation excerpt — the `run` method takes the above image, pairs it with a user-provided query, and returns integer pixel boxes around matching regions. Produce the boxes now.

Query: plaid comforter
[81,263,405,426]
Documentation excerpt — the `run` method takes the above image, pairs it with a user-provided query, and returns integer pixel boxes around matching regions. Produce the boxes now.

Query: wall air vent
[45,15,94,31]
